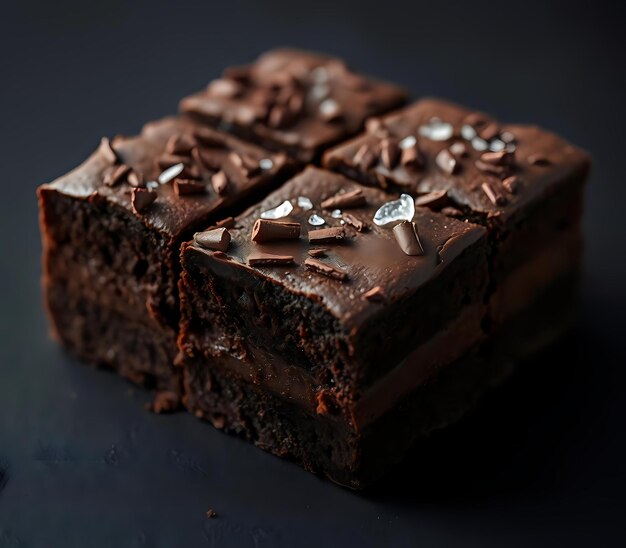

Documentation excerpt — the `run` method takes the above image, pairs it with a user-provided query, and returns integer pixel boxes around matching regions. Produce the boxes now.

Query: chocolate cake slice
[178,167,490,486]
[323,98,591,326]
[38,117,295,393]
[180,49,408,162]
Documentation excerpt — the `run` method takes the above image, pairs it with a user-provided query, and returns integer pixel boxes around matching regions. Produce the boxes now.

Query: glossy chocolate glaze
[180,49,408,162]
[324,98,591,224]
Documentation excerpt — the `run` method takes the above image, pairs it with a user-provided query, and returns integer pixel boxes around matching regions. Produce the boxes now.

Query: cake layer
[179,168,489,402]
[180,49,408,162]
[183,270,580,488]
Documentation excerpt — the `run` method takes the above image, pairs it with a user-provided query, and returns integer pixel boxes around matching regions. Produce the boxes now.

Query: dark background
[1,0,625,546]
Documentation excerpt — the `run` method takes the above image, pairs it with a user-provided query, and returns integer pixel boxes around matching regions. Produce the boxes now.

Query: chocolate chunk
[414,190,448,208]
[104,164,131,187]
[304,257,348,281]
[380,138,400,170]
[363,286,385,302]
[194,227,231,252]
[435,149,459,175]
[127,170,145,188]
[353,145,377,170]
[99,137,119,164]
[393,221,424,256]
[130,188,157,215]
[342,213,367,232]
[400,145,422,169]
[248,252,295,266]
[211,171,229,195]
[481,181,507,206]
[321,188,366,210]
[251,219,301,243]
[307,248,328,257]
[174,179,206,196]
[502,175,520,194]
[308,226,346,244]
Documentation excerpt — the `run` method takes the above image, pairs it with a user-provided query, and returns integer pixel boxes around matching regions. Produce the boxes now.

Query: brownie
[178,167,490,483]
[38,116,295,391]
[179,49,408,162]
[323,98,591,324]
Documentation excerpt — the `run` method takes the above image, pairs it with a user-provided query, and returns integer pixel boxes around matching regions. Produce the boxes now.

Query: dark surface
[1,0,625,546]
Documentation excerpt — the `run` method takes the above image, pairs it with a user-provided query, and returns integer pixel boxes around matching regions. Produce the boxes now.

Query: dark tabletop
[1,1,625,546]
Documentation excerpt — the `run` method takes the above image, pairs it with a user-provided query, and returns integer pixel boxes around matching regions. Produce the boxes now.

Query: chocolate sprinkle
[211,170,229,195]
[99,137,119,164]
[308,226,346,244]
[130,188,156,215]
[248,252,295,266]
[307,248,328,257]
[304,258,348,281]
[174,179,206,196]
[393,221,424,256]
[363,286,385,302]
[481,181,507,206]
[321,188,366,210]
[414,190,448,208]
[194,227,231,252]
[104,164,131,187]
[435,149,458,175]
[342,213,367,232]
[380,138,400,169]
[251,219,301,243]
[502,175,520,194]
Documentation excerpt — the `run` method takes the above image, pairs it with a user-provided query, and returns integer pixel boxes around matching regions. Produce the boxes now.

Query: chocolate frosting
[179,49,408,162]
[41,116,295,241]
[187,167,486,332]
[324,98,592,223]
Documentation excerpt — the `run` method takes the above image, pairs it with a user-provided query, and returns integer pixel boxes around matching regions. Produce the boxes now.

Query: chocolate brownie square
[323,99,591,324]
[180,49,408,162]
[178,167,489,485]
[38,116,295,391]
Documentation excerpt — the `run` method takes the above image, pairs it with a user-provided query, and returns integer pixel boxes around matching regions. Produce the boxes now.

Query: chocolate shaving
[251,219,301,243]
[211,171,229,195]
[380,138,400,170]
[99,137,119,164]
[400,145,422,169]
[502,175,520,194]
[342,213,367,232]
[248,252,295,266]
[480,150,514,166]
[194,227,231,252]
[104,164,131,187]
[304,257,348,281]
[414,190,448,208]
[393,221,424,256]
[363,286,385,302]
[308,226,346,244]
[307,248,328,258]
[435,149,458,175]
[215,217,236,229]
[127,170,144,188]
[481,181,507,206]
[174,179,206,196]
[166,134,195,156]
[131,188,156,214]
[353,144,377,170]
[321,188,366,210]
